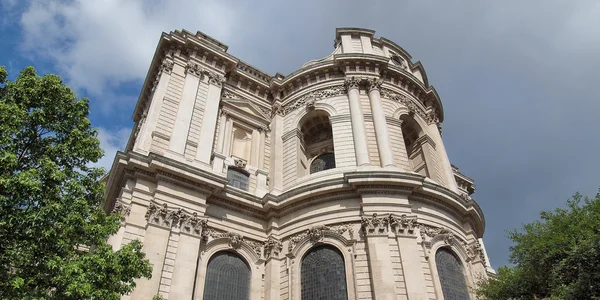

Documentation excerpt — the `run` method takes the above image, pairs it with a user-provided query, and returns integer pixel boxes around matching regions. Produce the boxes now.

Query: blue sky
[2,0,600,268]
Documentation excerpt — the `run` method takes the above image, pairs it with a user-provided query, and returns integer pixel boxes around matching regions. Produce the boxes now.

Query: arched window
[227,168,249,191]
[301,245,348,300]
[310,152,336,173]
[299,110,335,175]
[203,251,250,300]
[401,115,429,176]
[435,248,470,300]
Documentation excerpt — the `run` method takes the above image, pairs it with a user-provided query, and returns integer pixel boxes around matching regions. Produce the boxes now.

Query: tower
[105,28,495,300]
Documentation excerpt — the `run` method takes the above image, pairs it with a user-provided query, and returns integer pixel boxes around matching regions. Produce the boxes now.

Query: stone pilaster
[390,214,428,300]
[169,61,202,154]
[361,213,396,300]
[195,71,224,164]
[264,236,283,300]
[345,77,370,166]
[135,57,173,153]
[367,78,395,168]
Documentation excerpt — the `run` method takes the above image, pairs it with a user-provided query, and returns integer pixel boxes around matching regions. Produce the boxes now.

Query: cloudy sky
[2,0,599,268]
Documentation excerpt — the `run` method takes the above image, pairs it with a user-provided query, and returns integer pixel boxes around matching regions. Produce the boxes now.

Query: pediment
[221,98,271,123]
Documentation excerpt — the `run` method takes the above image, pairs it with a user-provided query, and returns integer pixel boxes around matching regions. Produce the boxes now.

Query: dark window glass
[301,245,348,300]
[310,153,336,174]
[203,251,250,300]
[435,248,470,300]
[227,168,249,191]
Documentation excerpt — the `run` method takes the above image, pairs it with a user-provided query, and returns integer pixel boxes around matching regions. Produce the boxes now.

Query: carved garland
[280,85,346,116]
[286,223,355,253]
[380,88,439,125]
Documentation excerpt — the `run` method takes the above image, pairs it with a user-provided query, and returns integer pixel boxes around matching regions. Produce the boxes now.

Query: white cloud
[94,127,131,172]
[19,0,242,97]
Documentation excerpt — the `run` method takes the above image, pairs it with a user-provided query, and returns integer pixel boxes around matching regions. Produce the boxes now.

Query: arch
[400,114,430,176]
[301,245,348,300]
[309,152,336,174]
[202,251,251,300]
[434,248,470,300]
[193,238,263,300]
[428,240,475,300]
[289,231,356,300]
[296,109,336,177]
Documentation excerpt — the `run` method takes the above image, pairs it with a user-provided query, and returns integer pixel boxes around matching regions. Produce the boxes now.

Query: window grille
[310,153,336,174]
[227,168,249,191]
[301,245,348,300]
[435,248,470,300]
[203,251,250,300]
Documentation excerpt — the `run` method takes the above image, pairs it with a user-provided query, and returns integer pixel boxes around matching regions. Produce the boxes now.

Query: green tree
[476,191,600,299]
[0,66,152,299]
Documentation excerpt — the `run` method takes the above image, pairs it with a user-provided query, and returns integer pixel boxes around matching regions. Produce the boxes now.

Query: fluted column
[367,78,395,167]
[345,77,370,166]
[195,71,224,164]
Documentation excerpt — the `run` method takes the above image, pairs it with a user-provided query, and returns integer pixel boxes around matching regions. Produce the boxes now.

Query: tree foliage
[0,66,152,299]
[477,191,600,299]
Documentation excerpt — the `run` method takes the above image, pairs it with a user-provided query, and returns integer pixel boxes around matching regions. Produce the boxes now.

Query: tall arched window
[203,251,250,300]
[435,248,470,300]
[301,245,348,300]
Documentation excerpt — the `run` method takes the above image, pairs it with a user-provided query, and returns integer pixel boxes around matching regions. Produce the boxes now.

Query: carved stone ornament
[159,58,174,75]
[206,71,224,87]
[389,214,417,235]
[286,223,355,253]
[380,88,440,125]
[185,62,203,77]
[306,97,316,110]
[234,157,247,169]
[281,85,346,115]
[419,224,455,245]
[271,102,283,117]
[112,201,131,216]
[144,202,207,235]
[222,90,237,99]
[264,236,283,258]
[344,77,360,91]
[203,228,264,255]
[367,78,383,92]
[227,232,244,249]
[466,240,487,266]
[361,213,390,236]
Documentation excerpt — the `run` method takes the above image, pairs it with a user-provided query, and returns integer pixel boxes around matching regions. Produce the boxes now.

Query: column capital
[264,236,283,259]
[204,71,224,87]
[360,213,389,236]
[344,76,361,91]
[185,61,203,77]
[367,77,383,93]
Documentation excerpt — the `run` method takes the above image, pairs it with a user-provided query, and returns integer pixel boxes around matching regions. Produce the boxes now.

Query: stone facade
[104,27,495,300]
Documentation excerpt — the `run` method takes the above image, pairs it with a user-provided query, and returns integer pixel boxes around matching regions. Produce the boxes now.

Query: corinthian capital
[344,77,360,91]
[367,78,383,92]
[185,62,203,77]
[206,71,224,87]
[159,59,174,75]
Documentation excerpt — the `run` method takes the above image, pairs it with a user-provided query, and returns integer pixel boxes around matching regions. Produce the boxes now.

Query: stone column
[361,213,396,300]
[223,117,234,157]
[136,57,173,153]
[212,111,228,173]
[345,77,370,166]
[250,128,260,167]
[269,103,284,193]
[259,127,266,169]
[367,78,395,167]
[391,214,428,300]
[169,61,202,154]
[195,72,224,164]
[426,121,459,192]
[264,236,283,300]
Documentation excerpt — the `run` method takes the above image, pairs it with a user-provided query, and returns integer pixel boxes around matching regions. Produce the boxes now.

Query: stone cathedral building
[104,28,496,300]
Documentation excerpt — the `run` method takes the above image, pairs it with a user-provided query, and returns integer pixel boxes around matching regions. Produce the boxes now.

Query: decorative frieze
[419,224,455,245]
[281,85,346,115]
[361,213,389,236]
[203,227,264,255]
